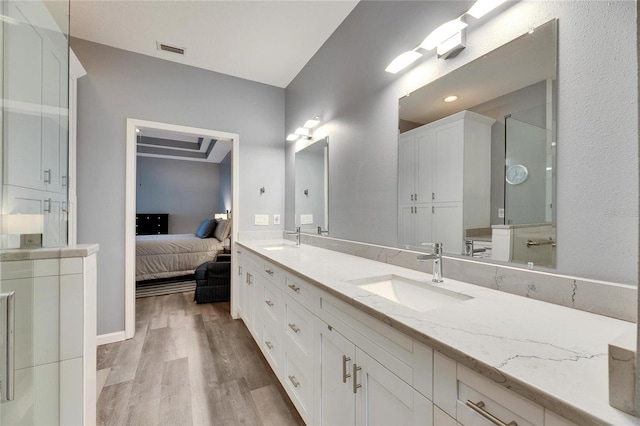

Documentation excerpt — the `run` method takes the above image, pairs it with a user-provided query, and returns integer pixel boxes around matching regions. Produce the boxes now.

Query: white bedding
[136,233,223,281]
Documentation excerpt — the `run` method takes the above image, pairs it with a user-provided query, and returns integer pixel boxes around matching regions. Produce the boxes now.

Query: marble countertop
[237,239,638,426]
[0,244,100,261]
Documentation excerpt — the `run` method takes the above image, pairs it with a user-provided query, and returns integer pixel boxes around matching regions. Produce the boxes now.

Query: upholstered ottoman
[194,254,231,303]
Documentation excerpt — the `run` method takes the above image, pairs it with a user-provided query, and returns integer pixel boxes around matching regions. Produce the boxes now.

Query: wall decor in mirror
[295,137,329,235]
[398,19,557,269]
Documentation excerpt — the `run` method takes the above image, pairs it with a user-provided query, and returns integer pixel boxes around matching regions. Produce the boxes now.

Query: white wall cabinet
[398,111,495,254]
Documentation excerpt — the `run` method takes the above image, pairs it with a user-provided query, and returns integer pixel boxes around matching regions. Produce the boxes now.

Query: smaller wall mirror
[295,137,329,234]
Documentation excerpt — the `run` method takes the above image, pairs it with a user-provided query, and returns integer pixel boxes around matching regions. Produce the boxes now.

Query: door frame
[124,118,240,339]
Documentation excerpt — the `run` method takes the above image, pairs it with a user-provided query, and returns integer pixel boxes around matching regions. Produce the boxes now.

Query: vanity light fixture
[385,51,423,74]
[295,127,311,138]
[443,95,459,103]
[286,134,300,142]
[385,0,507,74]
[467,0,507,19]
[304,117,321,128]
[420,19,468,51]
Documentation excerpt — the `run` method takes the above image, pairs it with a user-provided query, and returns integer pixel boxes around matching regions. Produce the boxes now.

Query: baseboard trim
[97,331,126,346]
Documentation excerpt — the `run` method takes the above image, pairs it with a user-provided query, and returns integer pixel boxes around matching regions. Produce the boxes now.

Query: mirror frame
[294,136,329,235]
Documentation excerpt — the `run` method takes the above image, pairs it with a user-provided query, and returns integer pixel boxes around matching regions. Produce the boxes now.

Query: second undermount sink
[260,242,298,251]
[349,275,472,313]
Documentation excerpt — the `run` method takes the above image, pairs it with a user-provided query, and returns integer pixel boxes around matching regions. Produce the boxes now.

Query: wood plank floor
[97,291,305,426]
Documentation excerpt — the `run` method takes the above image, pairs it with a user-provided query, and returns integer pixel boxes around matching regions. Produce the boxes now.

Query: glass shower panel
[0,0,69,424]
[2,0,69,249]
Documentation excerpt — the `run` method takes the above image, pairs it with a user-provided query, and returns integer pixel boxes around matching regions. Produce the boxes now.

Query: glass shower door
[1,0,69,424]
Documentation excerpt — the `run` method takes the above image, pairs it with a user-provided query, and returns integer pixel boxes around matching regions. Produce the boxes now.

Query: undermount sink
[260,242,298,251]
[349,275,472,312]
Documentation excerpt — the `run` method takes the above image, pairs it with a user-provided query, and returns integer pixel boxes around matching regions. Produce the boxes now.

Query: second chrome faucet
[286,227,301,245]
[417,242,443,283]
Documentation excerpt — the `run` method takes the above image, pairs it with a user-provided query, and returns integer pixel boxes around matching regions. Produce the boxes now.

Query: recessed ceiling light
[443,95,459,103]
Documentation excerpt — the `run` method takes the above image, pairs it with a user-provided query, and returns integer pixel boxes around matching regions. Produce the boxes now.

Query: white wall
[285,1,638,285]
[73,38,285,334]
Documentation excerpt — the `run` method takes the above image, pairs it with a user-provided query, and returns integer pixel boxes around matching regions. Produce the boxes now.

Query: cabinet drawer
[261,321,282,375]
[261,279,281,324]
[457,365,543,426]
[283,349,313,424]
[283,296,313,357]
[284,275,317,311]
[261,260,285,287]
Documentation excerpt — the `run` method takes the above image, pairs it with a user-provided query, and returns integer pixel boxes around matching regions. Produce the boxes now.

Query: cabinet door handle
[265,269,274,275]
[265,300,274,307]
[342,355,351,383]
[414,193,417,201]
[466,400,518,426]
[287,284,301,293]
[44,198,52,213]
[61,175,67,187]
[410,194,414,201]
[236,250,242,254]
[288,323,300,333]
[43,169,51,184]
[265,341,274,350]
[288,375,300,388]
[238,266,243,276]
[352,364,361,394]
[0,292,15,401]
[432,206,435,214]
[432,192,435,200]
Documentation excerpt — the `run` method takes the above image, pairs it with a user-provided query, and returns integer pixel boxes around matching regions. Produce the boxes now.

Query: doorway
[124,119,240,339]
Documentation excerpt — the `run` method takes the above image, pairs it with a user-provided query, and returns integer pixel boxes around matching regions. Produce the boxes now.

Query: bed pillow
[195,219,217,239]
[213,218,231,242]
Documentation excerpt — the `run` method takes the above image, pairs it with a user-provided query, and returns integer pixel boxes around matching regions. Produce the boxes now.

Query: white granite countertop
[238,239,638,426]
[0,244,99,261]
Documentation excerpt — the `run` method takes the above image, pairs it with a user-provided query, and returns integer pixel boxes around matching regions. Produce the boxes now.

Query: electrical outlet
[498,208,505,219]
[273,214,281,225]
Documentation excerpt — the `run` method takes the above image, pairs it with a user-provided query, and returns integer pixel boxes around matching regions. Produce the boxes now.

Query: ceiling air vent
[157,42,186,56]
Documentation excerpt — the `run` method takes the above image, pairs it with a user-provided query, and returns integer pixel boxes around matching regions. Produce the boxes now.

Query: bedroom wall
[219,151,232,215]
[136,156,221,234]
[284,0,638,285]
[72,37,285,335]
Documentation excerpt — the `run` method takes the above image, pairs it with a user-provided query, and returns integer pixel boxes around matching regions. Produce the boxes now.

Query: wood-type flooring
[96,291,305,426]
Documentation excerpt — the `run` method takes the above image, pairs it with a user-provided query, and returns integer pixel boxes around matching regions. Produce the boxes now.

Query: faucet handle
[420,242,442,254]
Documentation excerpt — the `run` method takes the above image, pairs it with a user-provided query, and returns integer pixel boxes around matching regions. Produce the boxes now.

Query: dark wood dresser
[136,213,169,235]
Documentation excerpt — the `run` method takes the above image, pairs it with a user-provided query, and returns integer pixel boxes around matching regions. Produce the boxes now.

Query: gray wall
[136,156,220,234]
[219,151,232,215]
[73,38,285,335]
[285,1,638,285]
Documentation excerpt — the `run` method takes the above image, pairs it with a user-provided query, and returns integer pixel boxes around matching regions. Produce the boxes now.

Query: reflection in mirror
[398,19,557,269]
[295,137,329,234]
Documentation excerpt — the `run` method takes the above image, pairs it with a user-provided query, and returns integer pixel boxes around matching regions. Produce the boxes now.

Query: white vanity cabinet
[398,111,495,254]
[316,319,432,426]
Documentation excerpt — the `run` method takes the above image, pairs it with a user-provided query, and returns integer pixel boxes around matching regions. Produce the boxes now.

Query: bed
[136,233,225,281]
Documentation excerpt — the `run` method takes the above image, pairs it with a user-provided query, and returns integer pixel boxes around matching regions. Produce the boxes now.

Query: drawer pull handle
[466,400,518,426]
[288,375,300,388]
[288,323,300,333]
[352,364,361,394]
[288,284,301,293]
[238,266,243,276]
[265,341,274,350]
[265,300,274,307]
[342,355,351,383]
[265,269,274,275]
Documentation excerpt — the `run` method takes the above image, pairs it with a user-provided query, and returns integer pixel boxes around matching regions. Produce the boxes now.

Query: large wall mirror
[295,137,329,234]
[398,19,557,269]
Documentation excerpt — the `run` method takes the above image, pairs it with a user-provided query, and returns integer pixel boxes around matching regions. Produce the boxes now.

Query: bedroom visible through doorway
[125,119,240,340]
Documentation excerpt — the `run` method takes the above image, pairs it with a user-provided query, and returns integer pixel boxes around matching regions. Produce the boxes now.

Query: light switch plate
[498,208,505,218]
[273,214,281,225]
[300,214,313,225]
[254,214,269,226]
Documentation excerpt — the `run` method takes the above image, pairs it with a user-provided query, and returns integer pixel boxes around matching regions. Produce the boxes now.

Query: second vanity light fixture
[385,0,507,74]
[287,116,321,142]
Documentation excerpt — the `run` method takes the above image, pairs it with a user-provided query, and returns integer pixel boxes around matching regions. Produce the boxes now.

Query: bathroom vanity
[235,239,637,426]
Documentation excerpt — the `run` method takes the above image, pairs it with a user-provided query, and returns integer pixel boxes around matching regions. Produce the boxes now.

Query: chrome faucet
[317,226,328,236]
[417,242,443,283]
[286,227,301,245]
